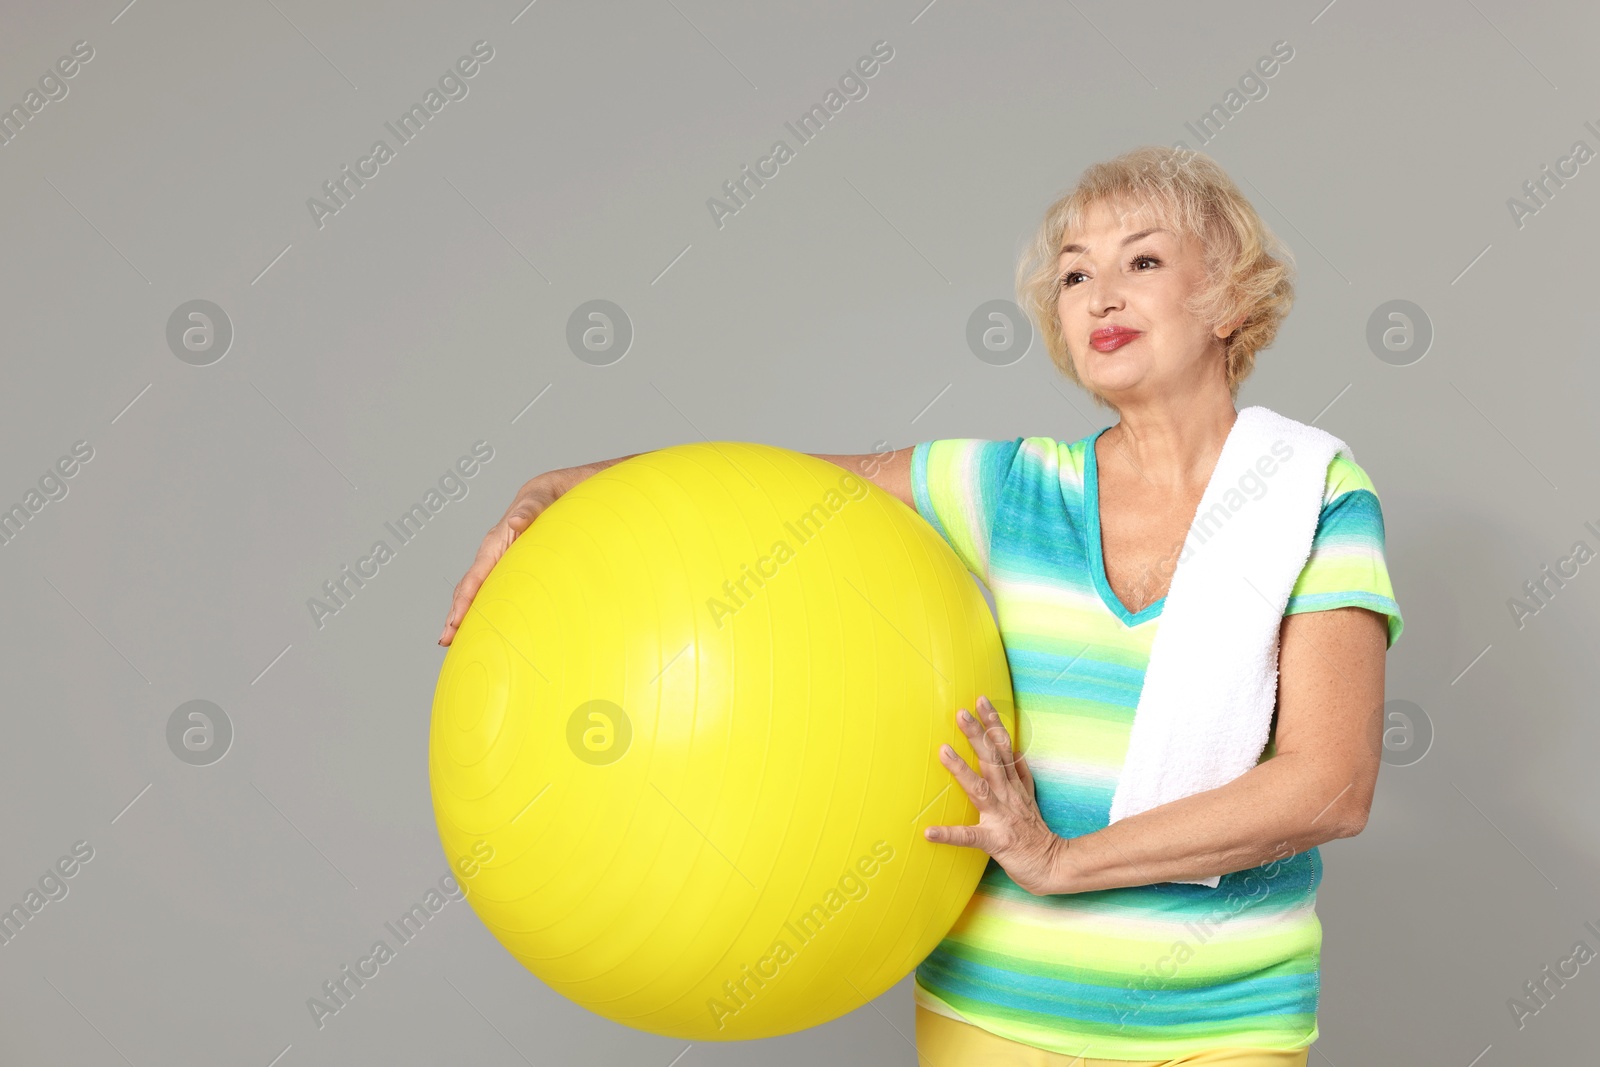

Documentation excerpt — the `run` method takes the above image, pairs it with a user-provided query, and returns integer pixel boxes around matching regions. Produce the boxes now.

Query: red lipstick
[1090,326,1142,353]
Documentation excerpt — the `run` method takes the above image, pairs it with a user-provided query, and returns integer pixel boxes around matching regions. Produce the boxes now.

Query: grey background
[1,0,1596,1063]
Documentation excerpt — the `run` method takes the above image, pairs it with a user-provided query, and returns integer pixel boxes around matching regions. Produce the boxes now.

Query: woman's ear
[1215,312,1247,340]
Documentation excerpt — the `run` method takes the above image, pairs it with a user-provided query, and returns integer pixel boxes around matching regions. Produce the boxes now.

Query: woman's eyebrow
[1060,227,1170,256]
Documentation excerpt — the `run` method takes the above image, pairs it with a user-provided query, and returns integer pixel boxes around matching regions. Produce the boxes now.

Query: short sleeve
[1285,453,1404,649]
[909,437,1025,585]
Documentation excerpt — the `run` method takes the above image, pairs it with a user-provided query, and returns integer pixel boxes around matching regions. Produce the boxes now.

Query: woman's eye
[1060,255,1160,289]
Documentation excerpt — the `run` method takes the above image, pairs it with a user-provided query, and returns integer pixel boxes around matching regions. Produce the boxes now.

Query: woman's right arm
[810,447,915,510]
[437,446,917,646]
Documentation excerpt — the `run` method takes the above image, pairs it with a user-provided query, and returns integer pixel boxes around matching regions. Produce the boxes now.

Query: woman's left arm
[1045,604,1389,894]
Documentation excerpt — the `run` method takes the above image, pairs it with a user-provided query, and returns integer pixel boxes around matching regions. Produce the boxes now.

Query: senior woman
[437,146,1402,1066]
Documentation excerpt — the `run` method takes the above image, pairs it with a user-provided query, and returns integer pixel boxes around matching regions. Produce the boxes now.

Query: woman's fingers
[927,697,1031,842]
[928,698,1061,894]
[937,740,992,806]
[925,818,983,848]
[926,704,1003,846]
[439,488,548,645]
[975,696,1023,784]
[962,695,1020,783]
[1012,741,1037,796]
[439,523,511,645]
[925,734,994,846]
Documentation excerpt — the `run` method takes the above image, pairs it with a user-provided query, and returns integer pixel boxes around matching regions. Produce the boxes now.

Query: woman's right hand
[437,471,564,646]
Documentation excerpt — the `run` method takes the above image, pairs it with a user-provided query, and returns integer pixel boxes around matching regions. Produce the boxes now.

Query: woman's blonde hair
[1016,145,1295,409]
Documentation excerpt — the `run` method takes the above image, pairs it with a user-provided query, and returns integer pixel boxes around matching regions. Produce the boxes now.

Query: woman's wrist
[1044,834,1083,895]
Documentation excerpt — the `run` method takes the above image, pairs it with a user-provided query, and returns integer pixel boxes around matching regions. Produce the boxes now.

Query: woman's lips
[1090,329,1141,352]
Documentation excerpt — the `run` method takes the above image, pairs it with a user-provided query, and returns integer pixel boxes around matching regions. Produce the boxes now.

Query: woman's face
[1055,199,1234,407]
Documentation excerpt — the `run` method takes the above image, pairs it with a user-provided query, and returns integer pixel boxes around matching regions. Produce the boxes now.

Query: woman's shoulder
[1015,434,1097,484]
[1013,431,1100,461]
[1015,432,1090,453]
[1322,451,1383,509]
[918,434,1082,464]
[913,433,1095,492]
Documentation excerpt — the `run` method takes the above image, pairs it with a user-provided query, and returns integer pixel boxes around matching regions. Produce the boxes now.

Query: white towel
[1104,405,1352,889]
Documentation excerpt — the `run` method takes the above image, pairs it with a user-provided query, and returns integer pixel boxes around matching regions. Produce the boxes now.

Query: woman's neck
[1099,402,1238,492]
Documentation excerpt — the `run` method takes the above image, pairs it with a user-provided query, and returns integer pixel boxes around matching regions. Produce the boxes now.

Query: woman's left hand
[924,694,1065,896]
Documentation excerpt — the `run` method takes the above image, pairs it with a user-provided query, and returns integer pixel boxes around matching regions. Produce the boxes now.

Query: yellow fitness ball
[428,442,1014,1041]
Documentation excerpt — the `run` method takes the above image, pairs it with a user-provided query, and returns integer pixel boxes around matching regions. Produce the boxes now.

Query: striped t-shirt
[909,425,1403,1060]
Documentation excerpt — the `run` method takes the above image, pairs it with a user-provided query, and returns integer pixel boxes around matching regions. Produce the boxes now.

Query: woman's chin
[1083,367,1143,398]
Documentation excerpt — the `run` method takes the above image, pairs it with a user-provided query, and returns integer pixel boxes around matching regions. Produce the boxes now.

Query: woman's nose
[1087,277,1124,313]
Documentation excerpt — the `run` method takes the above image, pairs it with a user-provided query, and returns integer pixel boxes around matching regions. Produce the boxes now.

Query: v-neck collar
[1084,425,1166,626]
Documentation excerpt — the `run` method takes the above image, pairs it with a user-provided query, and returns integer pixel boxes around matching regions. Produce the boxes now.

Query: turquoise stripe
[909,440,948,546]
[920,950,1319,1025]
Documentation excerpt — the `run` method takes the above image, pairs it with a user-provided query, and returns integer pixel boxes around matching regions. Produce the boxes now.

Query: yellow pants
[915,1005,1311,1067]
